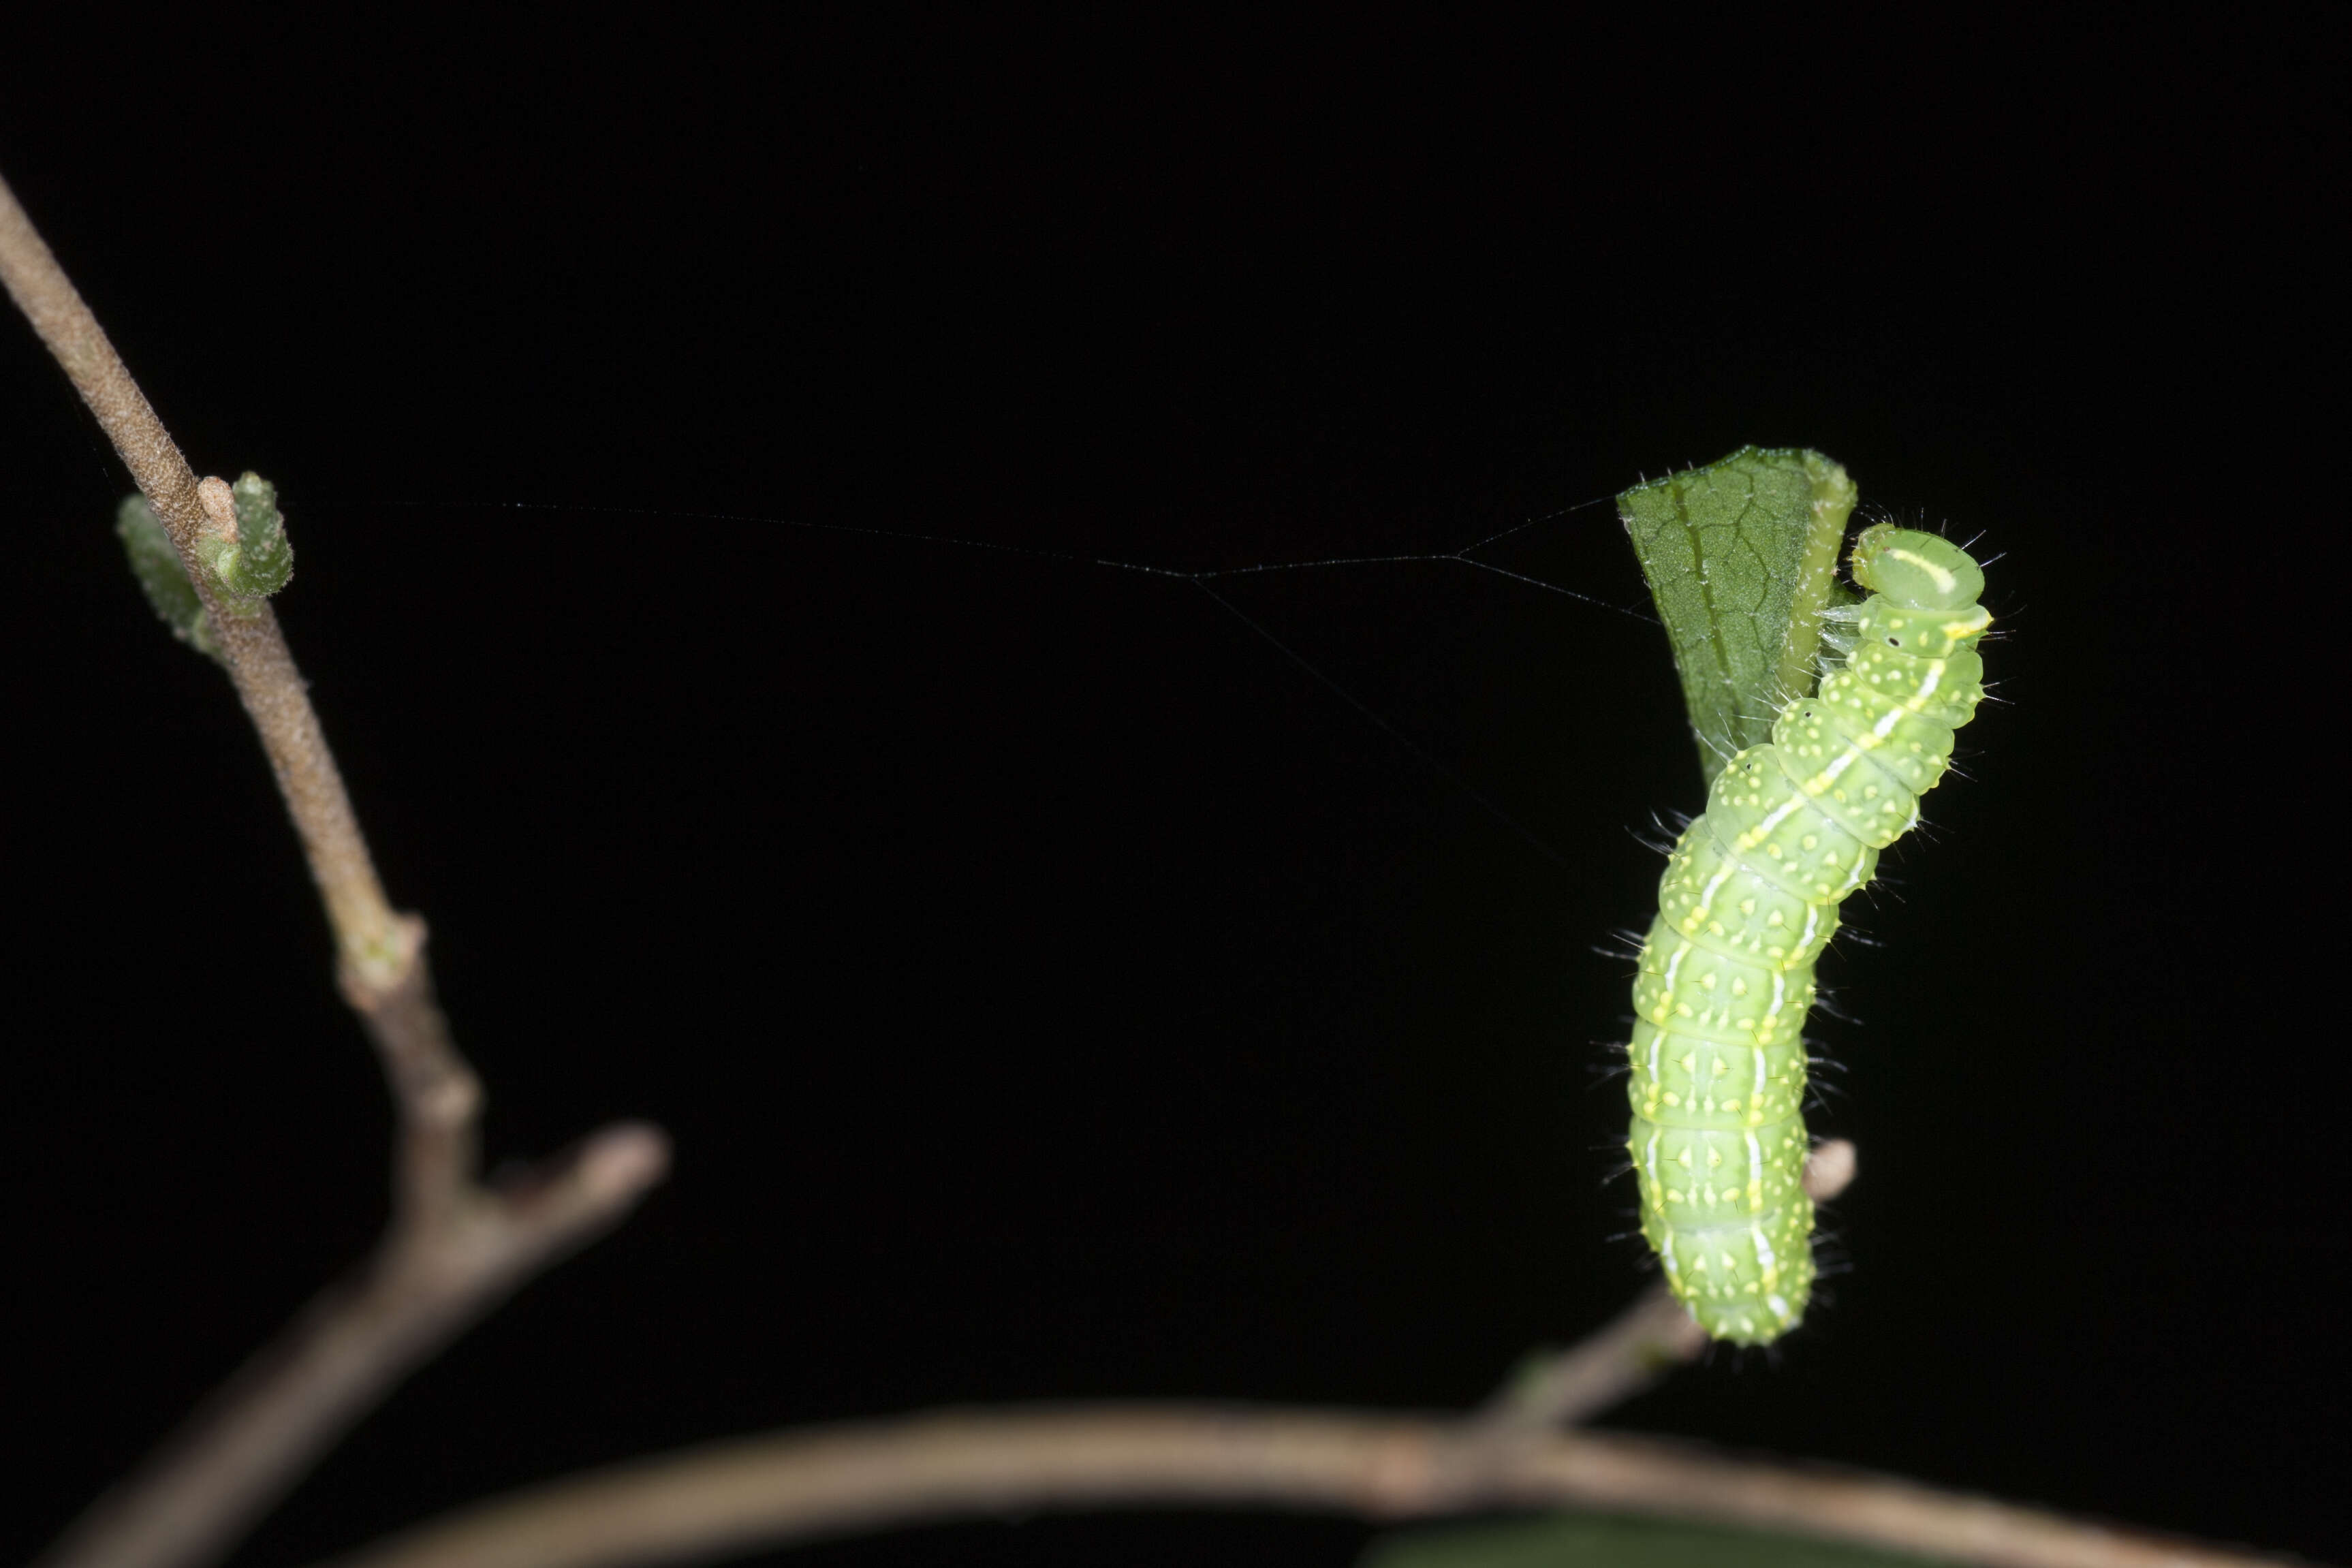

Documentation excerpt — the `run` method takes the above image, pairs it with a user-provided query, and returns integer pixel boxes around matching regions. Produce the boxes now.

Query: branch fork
[31,896,670,1568]
[3,170,669,1568]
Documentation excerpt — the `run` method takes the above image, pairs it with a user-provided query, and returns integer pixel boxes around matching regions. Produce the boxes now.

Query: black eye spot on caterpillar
[1625,524,1992,1345]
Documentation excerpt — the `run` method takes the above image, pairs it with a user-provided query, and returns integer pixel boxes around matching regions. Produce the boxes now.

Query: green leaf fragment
[1618,446,1857,787]
[230,471,294,596]
[114,493,223,661]
[1360,1514,1951,1568]
[194,470,294,603]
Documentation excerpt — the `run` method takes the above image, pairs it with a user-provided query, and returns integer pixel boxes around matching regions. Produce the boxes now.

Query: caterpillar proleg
[1627,524,1991,1344]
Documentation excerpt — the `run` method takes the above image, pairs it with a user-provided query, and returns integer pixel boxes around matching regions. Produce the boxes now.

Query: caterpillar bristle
[1805,993,1857,1031]
[1808,1255,1854,1287]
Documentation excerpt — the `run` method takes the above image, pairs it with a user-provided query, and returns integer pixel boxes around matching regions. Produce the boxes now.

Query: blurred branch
[2,168,671,1568]
[1479,1140,1860,1430]
[40,1120,667,1568]
[322,1137,2287,1568]
[312,1402,2287,1568]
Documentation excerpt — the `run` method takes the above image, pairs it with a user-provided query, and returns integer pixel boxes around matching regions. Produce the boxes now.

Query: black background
[2,9,2345,1567]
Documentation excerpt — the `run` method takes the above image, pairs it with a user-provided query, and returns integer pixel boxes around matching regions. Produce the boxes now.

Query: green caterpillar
[1627,524,1992,1344]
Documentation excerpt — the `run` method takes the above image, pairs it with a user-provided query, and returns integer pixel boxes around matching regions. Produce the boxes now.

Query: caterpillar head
[1850,524,1990,655]
[1850,524,1981,609]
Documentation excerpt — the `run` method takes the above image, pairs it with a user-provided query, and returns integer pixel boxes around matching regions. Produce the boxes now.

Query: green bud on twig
[192,470,295,605]
[114,492,223,661]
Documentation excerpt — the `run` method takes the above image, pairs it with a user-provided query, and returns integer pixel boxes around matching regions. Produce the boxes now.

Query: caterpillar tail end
[1640,1190,1817,1347]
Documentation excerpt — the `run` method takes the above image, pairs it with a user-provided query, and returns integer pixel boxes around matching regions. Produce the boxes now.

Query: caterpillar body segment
[1627,525,1990,1345]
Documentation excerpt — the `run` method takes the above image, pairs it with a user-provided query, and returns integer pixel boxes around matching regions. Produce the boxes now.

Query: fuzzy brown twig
[1,168,670,1568]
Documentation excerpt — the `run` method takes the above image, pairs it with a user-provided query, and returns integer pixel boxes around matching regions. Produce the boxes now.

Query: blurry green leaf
[1618,446,1856,787]
[1360,1513,1949,1568]
[114,493,223,662]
